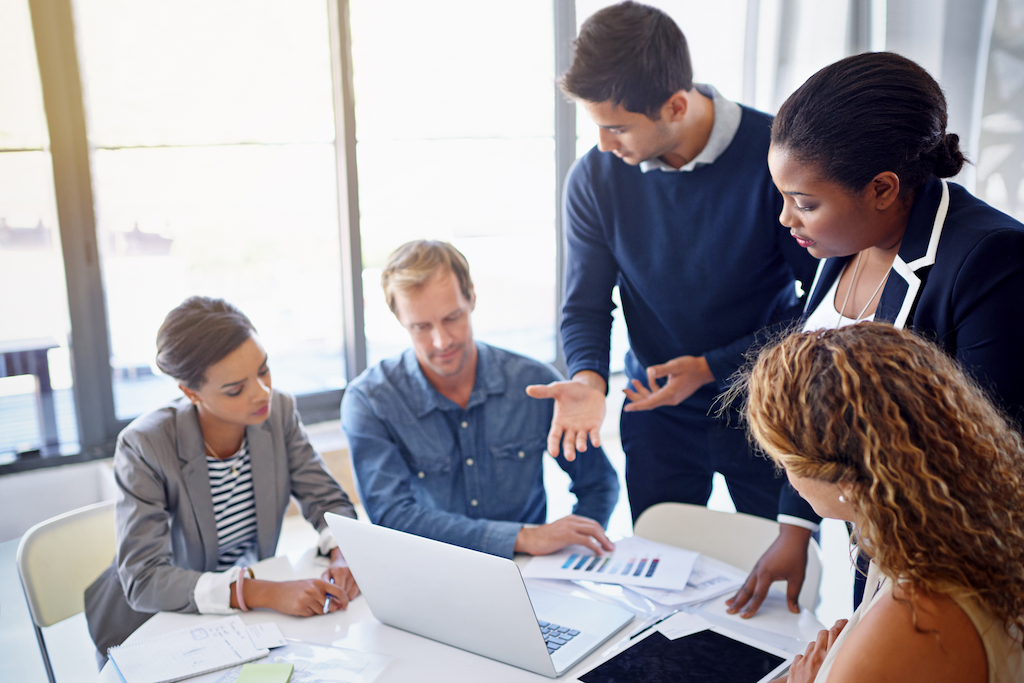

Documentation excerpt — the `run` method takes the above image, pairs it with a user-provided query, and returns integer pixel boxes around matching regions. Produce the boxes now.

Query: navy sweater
[562,106,817,413]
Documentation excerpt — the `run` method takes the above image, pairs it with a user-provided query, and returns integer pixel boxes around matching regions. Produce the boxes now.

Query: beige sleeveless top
[814,561,1024,682]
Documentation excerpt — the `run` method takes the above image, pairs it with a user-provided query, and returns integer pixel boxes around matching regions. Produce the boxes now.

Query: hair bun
[933,133,966,178]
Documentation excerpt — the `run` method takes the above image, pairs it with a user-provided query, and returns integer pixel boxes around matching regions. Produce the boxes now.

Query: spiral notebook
[108,616,269,683]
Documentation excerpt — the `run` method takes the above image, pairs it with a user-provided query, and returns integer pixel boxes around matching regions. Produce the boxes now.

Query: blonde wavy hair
[740,323,1024,634]
[381,240,475,315]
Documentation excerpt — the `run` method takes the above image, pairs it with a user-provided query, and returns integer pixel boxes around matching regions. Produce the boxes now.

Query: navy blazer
[781,177,1024,522]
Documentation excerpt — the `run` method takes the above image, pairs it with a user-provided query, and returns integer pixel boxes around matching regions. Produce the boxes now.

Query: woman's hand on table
[726,524,811,617]
[320,548,361,609]
[232,577,351,616]
[787,620,848,683]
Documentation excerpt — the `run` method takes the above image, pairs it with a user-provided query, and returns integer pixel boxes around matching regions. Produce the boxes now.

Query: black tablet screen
[579,630,786,683]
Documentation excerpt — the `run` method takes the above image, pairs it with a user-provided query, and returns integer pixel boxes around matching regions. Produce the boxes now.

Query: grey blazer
[84,389,356,656]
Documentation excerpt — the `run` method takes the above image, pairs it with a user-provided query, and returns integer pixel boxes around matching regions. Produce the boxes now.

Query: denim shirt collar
[401,342,507,418]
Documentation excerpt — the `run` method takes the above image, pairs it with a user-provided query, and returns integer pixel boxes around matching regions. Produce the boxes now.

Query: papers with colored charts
[522,535,698,590]
[627,554,747,606]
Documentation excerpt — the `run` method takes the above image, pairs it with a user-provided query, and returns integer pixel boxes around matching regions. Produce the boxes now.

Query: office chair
[633,502,824,611]
[17,500,116,683]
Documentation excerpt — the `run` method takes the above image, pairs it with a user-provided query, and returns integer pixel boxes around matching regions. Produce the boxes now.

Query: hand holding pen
[323,577,335,614]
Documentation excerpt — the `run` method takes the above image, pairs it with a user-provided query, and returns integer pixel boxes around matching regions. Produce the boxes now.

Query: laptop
[325,513,635,677]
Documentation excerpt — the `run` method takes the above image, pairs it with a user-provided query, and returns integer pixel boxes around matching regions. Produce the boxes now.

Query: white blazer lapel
[886,180,951,330]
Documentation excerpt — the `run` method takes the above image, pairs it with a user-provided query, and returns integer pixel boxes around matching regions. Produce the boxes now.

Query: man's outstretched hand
[526,371,607,461]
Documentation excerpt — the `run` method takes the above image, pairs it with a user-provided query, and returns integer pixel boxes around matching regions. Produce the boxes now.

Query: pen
[323,576,335,614]
[628,609,681,640]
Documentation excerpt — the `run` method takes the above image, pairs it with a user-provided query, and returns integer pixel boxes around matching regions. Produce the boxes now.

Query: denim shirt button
[518,451,525,458]
[466,458,474,466]
[417,471,425,478]
[470,499,479,506]
[461,421,469,429]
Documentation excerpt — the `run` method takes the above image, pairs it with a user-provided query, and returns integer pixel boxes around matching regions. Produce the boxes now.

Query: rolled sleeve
[777,515,820,533]
[193,567,242,614]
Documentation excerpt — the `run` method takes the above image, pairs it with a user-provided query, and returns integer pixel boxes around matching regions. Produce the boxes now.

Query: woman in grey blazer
[85,297,360,661]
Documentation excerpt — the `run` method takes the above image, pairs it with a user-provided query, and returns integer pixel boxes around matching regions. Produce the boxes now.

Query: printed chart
[522,536,697,590]
[628,554,747,606]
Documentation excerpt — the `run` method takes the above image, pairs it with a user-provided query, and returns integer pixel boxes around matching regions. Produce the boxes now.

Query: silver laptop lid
[325,513,556,677]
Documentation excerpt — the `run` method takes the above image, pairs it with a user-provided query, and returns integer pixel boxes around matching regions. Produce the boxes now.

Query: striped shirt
[206,440,258,571]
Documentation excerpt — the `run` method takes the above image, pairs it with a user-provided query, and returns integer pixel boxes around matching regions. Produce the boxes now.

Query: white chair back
[17,500,116,628]
[633,502,823,610]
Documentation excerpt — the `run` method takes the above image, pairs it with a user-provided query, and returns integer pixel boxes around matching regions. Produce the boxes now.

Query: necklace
[203,439,239,477]
[836,252,890,328]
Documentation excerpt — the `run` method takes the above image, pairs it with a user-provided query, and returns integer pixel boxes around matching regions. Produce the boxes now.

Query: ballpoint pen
[323,576,335,614]
[628,608,681,640]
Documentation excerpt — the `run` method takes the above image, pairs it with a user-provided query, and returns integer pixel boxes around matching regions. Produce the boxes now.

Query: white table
[98,549,824,682]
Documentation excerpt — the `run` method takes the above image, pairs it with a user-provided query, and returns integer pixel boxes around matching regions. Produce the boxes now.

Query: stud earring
[839,494,846,503]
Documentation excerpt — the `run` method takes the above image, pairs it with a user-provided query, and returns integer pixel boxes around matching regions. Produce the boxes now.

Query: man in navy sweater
[528,3,816,532]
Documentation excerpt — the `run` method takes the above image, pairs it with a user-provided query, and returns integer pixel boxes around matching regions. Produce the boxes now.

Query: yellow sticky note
[235,662,293,683]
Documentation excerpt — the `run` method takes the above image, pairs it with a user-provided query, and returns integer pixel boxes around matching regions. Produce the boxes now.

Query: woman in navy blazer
[727,52,1024,619]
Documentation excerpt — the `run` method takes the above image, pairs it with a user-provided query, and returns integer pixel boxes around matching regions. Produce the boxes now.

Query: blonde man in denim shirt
[341,241,620,558]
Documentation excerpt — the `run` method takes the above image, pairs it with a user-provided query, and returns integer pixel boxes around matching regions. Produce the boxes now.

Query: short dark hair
[772,52,967,196]
[155,296,257,389]
[559,1,693,118]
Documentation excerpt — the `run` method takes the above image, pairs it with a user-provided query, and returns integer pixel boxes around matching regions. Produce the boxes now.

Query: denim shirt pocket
[410,451,453,477]
[490,437,546,504]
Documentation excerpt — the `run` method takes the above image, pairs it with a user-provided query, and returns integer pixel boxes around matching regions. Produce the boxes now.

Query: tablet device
[579,627,792,683]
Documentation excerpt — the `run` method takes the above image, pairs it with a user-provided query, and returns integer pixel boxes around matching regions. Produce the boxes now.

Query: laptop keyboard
[538,620,580,654]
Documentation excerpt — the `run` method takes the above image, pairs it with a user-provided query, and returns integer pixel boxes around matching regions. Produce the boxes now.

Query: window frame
[6,0,904,474]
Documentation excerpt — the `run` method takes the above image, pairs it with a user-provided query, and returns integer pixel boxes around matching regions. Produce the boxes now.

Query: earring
[839,494,846,503]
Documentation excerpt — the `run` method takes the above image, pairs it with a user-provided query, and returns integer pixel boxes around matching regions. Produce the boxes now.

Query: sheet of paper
[246,623,287,650]
[521,535,697,590]
[628,554,747,605]
[201,641,394,683]
[700,591,826,644]
[235,663,293,683]
[655,612,713,640]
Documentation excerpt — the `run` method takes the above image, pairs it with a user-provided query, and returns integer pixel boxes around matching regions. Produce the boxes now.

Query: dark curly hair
[738,323,1024,637]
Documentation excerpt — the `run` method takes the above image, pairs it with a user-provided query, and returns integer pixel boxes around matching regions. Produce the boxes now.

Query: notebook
[107,616,268,683]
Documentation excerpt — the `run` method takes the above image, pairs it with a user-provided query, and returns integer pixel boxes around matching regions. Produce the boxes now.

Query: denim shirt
[341,343,620,558]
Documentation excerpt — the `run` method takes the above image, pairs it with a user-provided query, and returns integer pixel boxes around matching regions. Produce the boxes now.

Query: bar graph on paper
[522,535,698,590]
[560,553,662,578]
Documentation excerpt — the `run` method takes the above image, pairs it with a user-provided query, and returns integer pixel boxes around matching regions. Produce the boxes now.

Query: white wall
[0,460,116,543]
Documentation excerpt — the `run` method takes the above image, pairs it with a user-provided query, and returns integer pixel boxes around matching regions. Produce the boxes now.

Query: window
[72,0,348,420]
[0,0,77,461]
[351,0,558,366]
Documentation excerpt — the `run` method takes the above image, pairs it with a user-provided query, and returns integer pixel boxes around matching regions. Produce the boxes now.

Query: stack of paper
[521,536,698,590]
[108,616,269,683]
[628,554,747,606]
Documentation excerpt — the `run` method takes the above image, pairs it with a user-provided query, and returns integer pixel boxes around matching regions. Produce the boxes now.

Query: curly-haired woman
[742,323,1024,682]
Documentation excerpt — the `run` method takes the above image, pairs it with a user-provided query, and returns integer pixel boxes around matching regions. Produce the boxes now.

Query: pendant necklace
[204,439,239,477]
[836,252,890,329]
